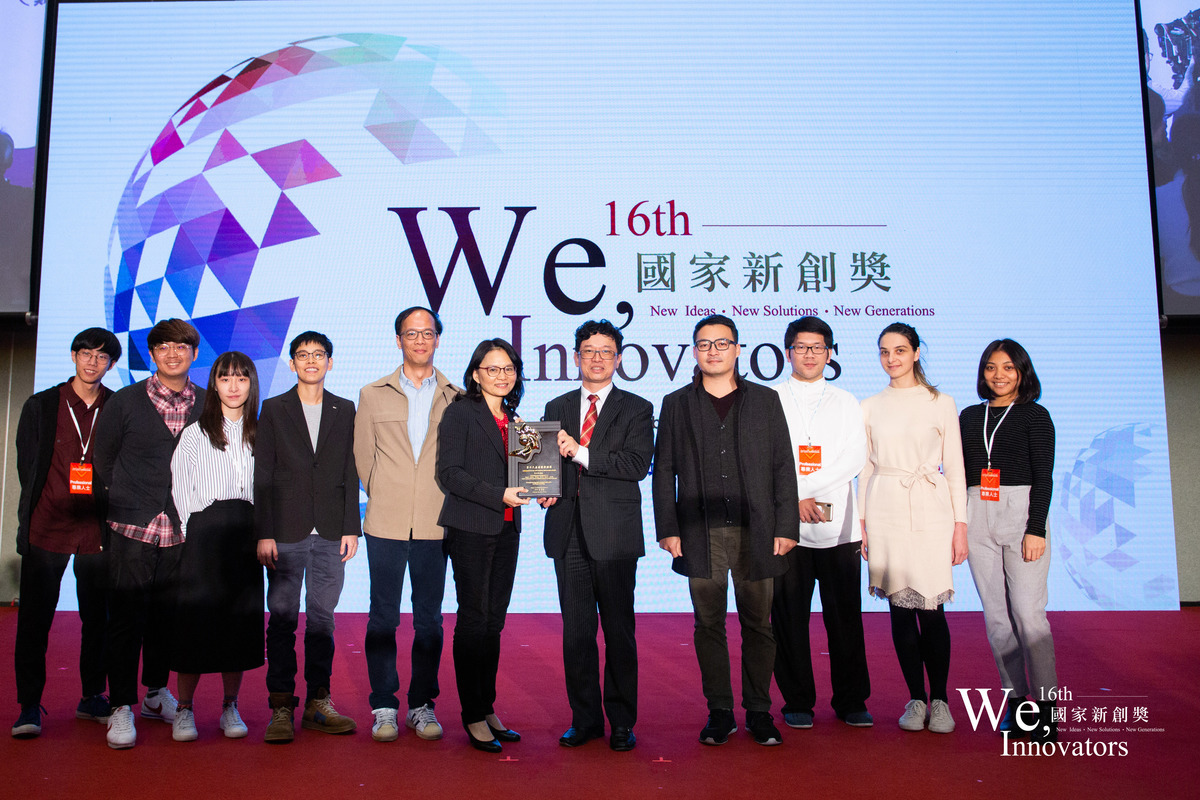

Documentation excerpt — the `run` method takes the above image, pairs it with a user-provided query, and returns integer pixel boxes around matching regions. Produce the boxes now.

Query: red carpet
[1,609,1195,799]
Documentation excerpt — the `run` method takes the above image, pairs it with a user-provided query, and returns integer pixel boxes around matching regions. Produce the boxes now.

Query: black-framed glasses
[578,348,617,361]
[401,329,438,341]
[479,365,517,377]
[788,344,829,355]
[694,338,736,351]
[293,351,328,363]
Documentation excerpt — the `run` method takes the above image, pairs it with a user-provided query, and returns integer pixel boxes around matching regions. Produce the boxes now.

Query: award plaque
[507,418,562,498]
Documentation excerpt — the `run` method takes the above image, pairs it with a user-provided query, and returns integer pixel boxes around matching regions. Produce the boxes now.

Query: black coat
[436,397,522,535]
[542,386,654,561]
[15,381,114,556]
[651,376,799,580]
[254,386,361,543]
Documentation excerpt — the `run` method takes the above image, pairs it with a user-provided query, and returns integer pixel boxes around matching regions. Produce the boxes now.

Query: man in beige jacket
[355,307,460,743]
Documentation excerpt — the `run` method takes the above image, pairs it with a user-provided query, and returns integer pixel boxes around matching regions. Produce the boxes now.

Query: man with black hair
[652,314,799,747]
[93,318,204,749]
[256,331,361,743]
[539,320,654,752]
[12,328,121,738]
[355,307,460,743]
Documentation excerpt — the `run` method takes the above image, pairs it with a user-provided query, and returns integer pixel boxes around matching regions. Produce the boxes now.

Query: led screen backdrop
[35,0,1178,611]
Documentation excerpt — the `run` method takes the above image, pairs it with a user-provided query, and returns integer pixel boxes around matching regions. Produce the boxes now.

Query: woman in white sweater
[859,323,967,734]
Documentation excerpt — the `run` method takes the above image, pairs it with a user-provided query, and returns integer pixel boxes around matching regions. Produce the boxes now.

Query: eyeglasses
[788,344,829,355]
[579,348,617,361]
[152,343,193,356]
[694,339,737,352]
[478,365,517,378]
[401,329,438,341]
[76,350,112,365]
[293,351,327,363]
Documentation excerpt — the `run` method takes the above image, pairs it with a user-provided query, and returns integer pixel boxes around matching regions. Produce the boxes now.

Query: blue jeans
[365,534,447,710]
[265,536,347,700]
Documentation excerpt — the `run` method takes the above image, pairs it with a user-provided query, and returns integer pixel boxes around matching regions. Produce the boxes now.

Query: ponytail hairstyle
[198,351,258,451]
[878,321,938,397]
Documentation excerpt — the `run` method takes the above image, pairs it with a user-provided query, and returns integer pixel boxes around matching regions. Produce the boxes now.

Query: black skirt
[171,499,264,674]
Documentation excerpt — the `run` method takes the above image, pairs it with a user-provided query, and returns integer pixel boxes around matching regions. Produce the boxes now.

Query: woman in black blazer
[437,338,529,752]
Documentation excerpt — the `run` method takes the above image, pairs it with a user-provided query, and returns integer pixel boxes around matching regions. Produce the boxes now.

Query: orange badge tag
[69,462,93,495]
[798,445,822,475]
[980,468,1000,501]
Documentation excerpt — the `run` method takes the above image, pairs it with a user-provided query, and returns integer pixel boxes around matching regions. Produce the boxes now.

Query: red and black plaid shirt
[108,374,196,548]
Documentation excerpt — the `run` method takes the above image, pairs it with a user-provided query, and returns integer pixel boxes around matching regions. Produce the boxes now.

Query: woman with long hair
[858,323,967,734]
[168,352,263,741]
[436,338,528,752]
[959,339,1057,743]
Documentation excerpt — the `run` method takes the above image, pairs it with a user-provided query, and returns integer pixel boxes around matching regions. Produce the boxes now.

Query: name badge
[798,445,822,475]
[980,468,1000,501]
[70,462,93,495]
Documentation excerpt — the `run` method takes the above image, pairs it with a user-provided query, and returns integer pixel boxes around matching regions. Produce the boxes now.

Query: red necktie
[580,394,598,447]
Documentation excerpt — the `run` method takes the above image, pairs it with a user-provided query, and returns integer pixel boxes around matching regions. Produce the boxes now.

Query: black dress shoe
[609,727,636,751]
[465,725,502,753]
[559,725,605,747]
[489,723,521,742]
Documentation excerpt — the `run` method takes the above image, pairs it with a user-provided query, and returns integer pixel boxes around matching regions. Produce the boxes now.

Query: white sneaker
[371,708,399,742]
[219,701,249,738]
[898,699,927,732]
[406,704,443,740]
[172,707,198,742]
[141,687,178,722]
[928,699,956,734]
[106,705,137,749]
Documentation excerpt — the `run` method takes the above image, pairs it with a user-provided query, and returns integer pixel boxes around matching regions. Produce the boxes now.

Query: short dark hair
[783,316,833,349]
[461,338,524,414]
[574,319,623,351]
[976,338,1042,403]
[289,330,333,358]
[71,327,122,362]
[394,306,443,337]
[693,314,738,343]
[146,318,200,350]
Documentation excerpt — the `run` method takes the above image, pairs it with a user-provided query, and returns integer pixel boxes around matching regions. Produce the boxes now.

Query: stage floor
[1,609,1194,799]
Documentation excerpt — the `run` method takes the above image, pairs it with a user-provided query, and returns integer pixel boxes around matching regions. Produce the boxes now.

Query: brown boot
[265,693,297,744]
[301,688,357,735]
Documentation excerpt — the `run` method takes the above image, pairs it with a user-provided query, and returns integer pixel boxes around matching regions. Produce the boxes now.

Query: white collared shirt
[573,382,615,470]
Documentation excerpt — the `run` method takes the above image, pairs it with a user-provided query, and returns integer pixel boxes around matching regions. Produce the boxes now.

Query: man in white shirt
[771,316,872,729]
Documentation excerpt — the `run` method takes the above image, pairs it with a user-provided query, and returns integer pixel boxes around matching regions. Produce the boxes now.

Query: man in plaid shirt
[93,319,205,749]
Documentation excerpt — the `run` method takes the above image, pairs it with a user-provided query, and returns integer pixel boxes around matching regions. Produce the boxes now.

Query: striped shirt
[171,417,255,538]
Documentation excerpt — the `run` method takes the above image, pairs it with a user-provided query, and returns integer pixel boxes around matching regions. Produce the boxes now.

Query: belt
[873,465,940,529]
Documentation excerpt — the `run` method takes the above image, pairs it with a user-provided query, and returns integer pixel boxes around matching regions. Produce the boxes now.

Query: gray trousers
[688,526,775,714]
[965,485,1057,698]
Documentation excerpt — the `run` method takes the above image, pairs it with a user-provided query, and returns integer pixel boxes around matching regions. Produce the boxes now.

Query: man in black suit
[539,320,653,752]
[12,328,121,738]
[255,331,361,743]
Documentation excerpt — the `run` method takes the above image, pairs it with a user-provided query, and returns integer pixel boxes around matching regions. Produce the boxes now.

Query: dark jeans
[772,541,870,717]
[687,526,775,714]
[15,545,108,706]
[266,536,347,700]
[447,524,519,725]
[554,518,638,730]
[365,534,447,711]
[106,533,181,708]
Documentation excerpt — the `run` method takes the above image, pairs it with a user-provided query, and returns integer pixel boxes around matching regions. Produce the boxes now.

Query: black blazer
[254,386,361,543]
[15,381,114,556]
[651,376,799,581]
[436,397,521,535]
[542,386,654,561]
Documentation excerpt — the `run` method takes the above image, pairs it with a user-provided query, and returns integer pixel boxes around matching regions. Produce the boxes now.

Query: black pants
[554,516,638,730]
[772,541,870,716]
[448,523,519,725]
[15,545,108,707]
[106,533,181,708]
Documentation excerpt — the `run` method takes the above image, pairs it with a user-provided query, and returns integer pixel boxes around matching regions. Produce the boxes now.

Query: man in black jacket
[93,318,204,749]
[652,315,799,747]
[539,320,654,752]
[12,328,121,738]
[255,331,361,743]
